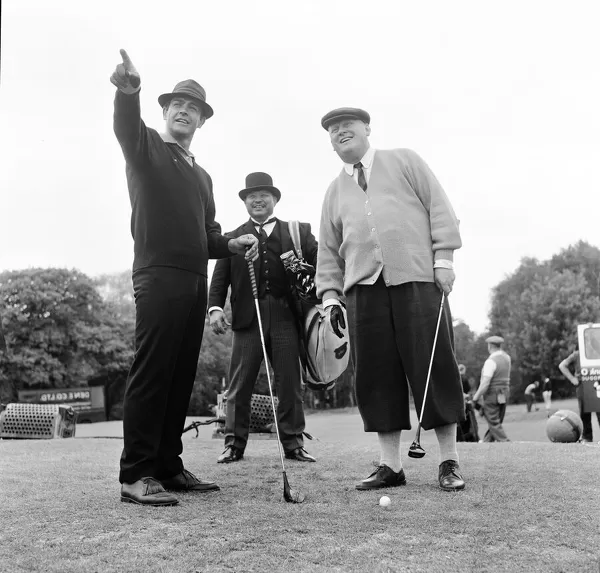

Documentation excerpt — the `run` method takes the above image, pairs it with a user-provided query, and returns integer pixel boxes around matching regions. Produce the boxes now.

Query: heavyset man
[110,50,258,506]
[208,172,318,464]
[315,107,466,492]
[472,335,511,442]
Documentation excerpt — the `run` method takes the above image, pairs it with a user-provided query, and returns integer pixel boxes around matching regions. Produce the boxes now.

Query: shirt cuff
[322,298,341,309]
[207,306,223,315]
[433,259,454,270]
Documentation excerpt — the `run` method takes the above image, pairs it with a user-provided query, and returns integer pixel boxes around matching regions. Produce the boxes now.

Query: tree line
[1,241,598,417]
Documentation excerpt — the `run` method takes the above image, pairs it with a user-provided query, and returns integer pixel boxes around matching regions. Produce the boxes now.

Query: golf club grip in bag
[247,259,259,299]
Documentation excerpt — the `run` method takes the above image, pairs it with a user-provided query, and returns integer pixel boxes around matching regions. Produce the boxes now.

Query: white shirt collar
[251,217,277,227]
[343,146,375,176]
[160,132,195,160]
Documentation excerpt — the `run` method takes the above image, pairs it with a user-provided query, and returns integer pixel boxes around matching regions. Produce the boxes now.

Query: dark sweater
[113,90,232,276]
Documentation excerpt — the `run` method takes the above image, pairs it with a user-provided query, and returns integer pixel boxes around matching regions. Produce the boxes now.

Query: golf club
[408,292,446,459]
[246,259,305,503]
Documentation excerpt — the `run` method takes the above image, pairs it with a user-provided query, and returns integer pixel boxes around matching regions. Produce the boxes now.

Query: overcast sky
[1,0,599,333]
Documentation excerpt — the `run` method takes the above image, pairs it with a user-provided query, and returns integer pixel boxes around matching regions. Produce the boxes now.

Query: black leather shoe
[438,460,465,491]
[284,447,316,462]
[356,465,406,490]
[217,446,244,464]
[161,469,220,492]
[121,477,178,506]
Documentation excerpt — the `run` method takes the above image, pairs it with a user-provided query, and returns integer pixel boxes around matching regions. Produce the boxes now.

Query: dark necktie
[354,162,368,192]
[257,218,276,241]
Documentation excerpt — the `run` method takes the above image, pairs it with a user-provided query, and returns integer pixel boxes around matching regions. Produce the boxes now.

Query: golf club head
[407,441,426,459]
[283,473,305,504]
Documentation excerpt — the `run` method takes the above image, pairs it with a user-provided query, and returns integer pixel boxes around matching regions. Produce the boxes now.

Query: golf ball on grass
[379,495,391,508]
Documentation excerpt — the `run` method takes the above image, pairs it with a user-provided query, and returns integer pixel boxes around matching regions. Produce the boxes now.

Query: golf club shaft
[247,260,288,474]
[416,292,446,426]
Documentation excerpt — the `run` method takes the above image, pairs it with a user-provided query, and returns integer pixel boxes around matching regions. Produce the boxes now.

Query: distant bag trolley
[0,403,77,439]
[213,392,278,438]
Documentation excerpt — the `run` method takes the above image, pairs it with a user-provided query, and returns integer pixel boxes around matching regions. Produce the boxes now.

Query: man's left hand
[434,267,455,295]
[229,235,259,261]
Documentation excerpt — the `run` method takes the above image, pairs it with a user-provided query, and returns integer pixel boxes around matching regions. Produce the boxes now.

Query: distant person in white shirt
[541,377,552,417]
[472,336,511,442]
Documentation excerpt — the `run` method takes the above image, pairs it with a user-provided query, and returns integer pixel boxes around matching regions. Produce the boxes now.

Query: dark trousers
[119,267,207,484]
[225,295,305,452]
[482,388,510,442]
[577,385,600,441]
[525,394,536,412]
[346,278,464,432]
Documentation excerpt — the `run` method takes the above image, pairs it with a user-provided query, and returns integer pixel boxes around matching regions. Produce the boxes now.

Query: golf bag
[457,397,479,442]
[282,221,350,392]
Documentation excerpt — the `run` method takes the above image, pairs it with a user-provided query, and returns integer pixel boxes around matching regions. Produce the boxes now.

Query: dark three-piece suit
[208,218,318,453]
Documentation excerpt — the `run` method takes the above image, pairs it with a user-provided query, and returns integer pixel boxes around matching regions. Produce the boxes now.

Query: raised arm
[110,49,148,164]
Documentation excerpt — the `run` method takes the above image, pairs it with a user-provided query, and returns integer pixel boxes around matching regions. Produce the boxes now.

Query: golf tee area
[1,398,598,573]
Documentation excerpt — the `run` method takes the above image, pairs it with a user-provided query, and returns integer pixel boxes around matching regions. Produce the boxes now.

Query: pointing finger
[120,49,134,68]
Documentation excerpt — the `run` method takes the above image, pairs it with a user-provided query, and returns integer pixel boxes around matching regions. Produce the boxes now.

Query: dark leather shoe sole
[284,454,316,462]
[163,482,221,492]
[120,493,178,506]
[217,454,244,464]
[356,477,406,490]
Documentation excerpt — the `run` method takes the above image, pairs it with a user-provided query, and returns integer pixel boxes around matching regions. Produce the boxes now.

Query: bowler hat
[486,335,504,345]
[158,79,214,119]
[321,107,370,130]
[239,172,281,201]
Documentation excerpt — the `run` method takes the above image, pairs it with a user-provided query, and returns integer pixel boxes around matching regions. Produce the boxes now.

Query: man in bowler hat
[472,335,511,442]
[110,50,259,506]
[315,108,466,491]
[208,173,318,464]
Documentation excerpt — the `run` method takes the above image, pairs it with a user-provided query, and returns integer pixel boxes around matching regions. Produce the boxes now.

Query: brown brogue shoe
[121,477,178,506]
[284,447,316,462]
[161,469,220,492]
[438,460,465,491]
[356,465,407,490]
[217,446,244,464]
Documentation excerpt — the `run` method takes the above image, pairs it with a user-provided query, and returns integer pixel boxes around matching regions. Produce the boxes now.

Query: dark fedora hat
[239,172,281,201]
[321,107,370,130]
[158,79,214,119]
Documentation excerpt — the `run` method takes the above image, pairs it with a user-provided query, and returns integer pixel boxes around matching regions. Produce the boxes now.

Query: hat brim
[158,93,214,119]
[239,185,281,201]
[321,108,370,130]
[322,114,366,130]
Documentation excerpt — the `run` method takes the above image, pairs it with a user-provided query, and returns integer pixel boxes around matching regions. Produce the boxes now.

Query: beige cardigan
[316,148,461,298]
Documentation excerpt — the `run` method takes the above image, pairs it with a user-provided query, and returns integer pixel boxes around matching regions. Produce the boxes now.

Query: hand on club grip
[329,304,346,338]
[110,49,141,94]
[229,234,259,261]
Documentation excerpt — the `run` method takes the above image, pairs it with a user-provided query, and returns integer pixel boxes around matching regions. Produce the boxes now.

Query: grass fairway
[1,399,599,573]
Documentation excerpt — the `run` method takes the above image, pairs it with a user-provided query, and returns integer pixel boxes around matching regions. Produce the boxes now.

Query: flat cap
[321,107,370,130]
[486,335,504,345]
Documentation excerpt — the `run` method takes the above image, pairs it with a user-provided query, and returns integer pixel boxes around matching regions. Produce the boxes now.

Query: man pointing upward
[111,50,258,506]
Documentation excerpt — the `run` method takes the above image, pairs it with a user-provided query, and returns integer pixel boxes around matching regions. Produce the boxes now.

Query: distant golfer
[524,381,540,412]
[315,108,465,492]
[208,172,318,464]
[110,50,258,506]
[472,335,511,442]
